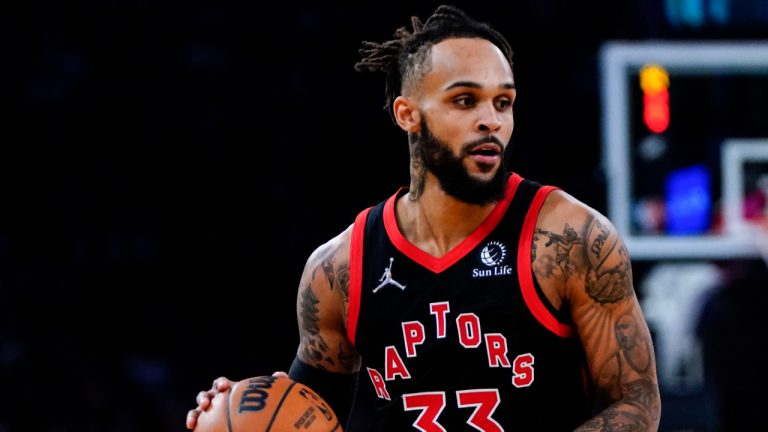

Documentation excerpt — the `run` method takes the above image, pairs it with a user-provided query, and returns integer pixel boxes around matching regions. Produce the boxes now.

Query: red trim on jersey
[347,207,371,346]
[383,173,524,274]
[517,186,574,337]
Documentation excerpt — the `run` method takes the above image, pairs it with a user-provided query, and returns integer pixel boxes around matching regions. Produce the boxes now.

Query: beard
[417,117,509,205]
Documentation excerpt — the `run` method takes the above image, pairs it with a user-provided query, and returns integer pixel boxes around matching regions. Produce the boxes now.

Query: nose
[476,102,502,133]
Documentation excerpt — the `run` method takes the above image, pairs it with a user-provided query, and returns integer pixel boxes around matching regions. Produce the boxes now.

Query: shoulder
[537,189,605,230]
[301,224,354,292]
[532,189,630,303]
[537,189,620,253]
[308,225,354,265]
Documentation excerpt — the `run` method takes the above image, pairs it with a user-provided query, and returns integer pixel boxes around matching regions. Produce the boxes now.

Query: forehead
[422,38,514,90]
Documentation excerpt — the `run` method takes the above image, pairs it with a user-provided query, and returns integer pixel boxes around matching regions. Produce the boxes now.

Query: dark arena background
[4,1,768,431]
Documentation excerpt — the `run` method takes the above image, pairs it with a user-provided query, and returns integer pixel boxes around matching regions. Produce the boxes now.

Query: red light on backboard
[644,89,670,133]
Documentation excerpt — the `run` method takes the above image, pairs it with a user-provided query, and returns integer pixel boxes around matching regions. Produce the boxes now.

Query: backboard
[600,42,768,259]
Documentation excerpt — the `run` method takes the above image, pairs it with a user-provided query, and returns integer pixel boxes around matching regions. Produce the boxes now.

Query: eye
[453,95,476,108]
[495,97,513,111]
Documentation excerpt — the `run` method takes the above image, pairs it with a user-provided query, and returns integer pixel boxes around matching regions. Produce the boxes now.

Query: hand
[185,377,233,430]
[185,373,289,429]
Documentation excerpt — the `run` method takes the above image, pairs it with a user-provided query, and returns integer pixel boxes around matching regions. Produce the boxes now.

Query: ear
[393,96,421,133]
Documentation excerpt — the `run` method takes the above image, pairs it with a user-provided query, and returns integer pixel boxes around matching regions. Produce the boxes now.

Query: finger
[272,371,289,378]
[196,391,211,409]
[186,409,200,430]
[214,376,231,391]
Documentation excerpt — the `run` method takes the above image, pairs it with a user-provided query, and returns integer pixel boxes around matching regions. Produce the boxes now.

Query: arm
[185,227,361,430]
[533,191,661,431]
[292,226,361,423]
[295,225,360,373]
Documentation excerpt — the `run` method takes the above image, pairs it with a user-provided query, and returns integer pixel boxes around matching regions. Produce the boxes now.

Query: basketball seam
[226,388,233,432]
[265,381,297,432]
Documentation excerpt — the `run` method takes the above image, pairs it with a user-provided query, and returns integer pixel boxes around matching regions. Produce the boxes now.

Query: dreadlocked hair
[354,4,514,124]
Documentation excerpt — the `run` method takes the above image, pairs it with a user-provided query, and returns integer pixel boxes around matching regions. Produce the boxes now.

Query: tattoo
[311,243,341,291]
[531,233,538,262]
[321,257,335,290]
[596,314,652,391]
[577,406,646,432]
[591,313,658,429]
[338,265,350,317]
[299,284,331,368]
[581,217,634,304]
[338,266,349,295]
[616,314,651,373]
[585,243,633,304]
[623,377,658,414]
[536,224,582,279]
[299,284,320,336]
[408,140,426,200]
[558,217,658,431]
[589,220,613,263]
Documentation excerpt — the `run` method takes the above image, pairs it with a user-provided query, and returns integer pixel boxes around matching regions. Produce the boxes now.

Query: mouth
[466,142,502,166]
[468,143,502,156]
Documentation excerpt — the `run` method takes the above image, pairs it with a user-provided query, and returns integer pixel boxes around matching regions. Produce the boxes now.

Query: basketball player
[187,5,661,430]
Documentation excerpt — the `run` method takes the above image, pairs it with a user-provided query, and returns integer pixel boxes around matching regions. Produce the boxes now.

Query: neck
[397,174,499,258]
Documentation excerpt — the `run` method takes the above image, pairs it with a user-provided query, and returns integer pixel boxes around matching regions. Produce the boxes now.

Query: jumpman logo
[372,257,406,293]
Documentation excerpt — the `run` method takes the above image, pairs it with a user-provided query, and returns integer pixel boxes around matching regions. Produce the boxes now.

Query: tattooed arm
[533,191,661,431]
[290,225,361,426]
[295,225,361,374]
[185,227,360,430]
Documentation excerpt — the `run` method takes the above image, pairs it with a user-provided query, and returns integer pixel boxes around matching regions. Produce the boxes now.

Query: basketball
[194,375,342,432]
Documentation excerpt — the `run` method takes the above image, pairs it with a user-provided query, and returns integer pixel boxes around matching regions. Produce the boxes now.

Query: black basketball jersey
[344,173,592,431]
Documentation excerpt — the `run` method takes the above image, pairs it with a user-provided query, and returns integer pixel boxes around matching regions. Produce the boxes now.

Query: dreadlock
[354,5,514,124]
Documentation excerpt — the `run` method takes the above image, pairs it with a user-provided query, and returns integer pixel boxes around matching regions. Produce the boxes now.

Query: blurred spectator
[696,259,768,431]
